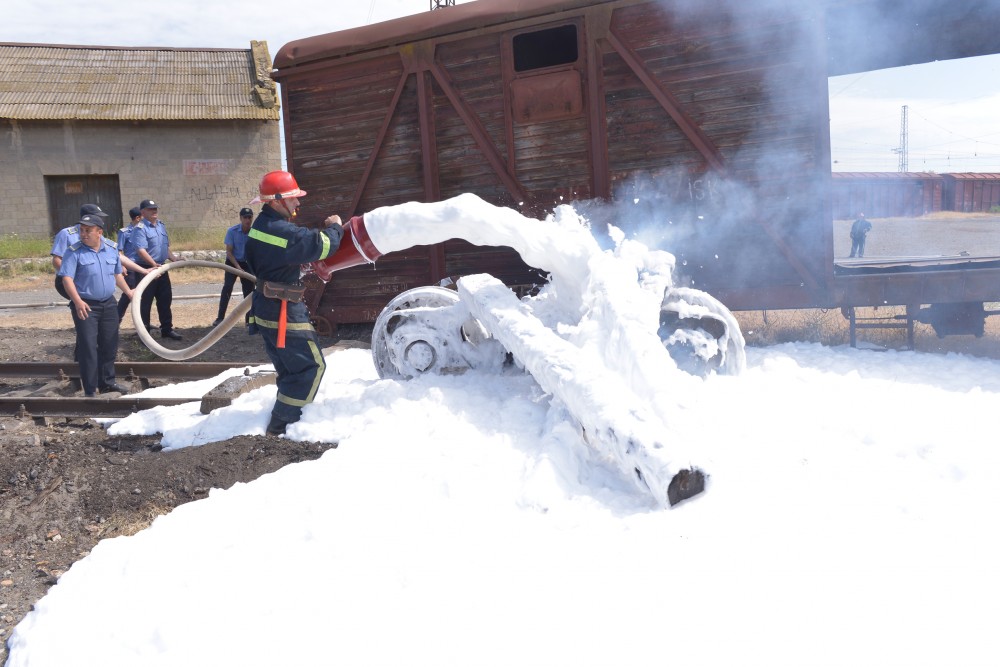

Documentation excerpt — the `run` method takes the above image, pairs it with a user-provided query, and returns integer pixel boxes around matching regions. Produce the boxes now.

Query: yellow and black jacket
[245,205,344,334]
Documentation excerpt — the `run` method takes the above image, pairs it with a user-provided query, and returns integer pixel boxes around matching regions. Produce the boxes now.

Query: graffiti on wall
[184,179,260,222]
[183,159,229,176]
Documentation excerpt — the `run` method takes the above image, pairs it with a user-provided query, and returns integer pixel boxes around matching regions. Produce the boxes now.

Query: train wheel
[658,286,746,376]
[372,286,504,379]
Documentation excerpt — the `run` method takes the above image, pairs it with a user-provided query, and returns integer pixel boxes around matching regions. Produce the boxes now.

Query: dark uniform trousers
[138,269,174,333]
[70,297,119,395]
[253,303,327,425]
[117,270,141,322]
[217,259,254,322]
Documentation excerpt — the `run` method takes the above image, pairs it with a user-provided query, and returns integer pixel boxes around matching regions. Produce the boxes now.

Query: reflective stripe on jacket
[244,204,344,326]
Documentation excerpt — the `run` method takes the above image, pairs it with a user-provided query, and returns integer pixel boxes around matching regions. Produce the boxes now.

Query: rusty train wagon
[942,173,1000,213]
[831,173,944,220]
[272,0,1000,334]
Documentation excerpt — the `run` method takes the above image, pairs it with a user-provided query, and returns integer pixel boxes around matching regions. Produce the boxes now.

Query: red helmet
[253,170,307,202]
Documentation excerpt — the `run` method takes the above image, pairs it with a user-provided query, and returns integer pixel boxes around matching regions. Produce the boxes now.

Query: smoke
[567,0,832,302]
[570,0,1000,306]
[578,148,827,296]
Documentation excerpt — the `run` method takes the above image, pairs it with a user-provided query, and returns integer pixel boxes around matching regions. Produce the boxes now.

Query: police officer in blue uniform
[51,203,108,299]
[116,206,148,321]
[132,199,182,339]
[245,170,345,436]
[213,207,256,327]
[58,213,135,397]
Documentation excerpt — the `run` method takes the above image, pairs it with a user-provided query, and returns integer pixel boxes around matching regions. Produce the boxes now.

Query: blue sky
[3,0,998,173]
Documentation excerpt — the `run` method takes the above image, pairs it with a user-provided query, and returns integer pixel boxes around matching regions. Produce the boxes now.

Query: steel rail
[0,361,262,380]
[0,396,202,418]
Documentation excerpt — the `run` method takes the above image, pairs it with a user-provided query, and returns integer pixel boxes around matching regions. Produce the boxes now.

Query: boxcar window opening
[512,24,578,72]
[829,55,1000,262]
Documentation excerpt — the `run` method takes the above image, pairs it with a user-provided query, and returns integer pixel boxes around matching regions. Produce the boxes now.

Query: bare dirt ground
[0,285,371,662]
[833,211,1000,258]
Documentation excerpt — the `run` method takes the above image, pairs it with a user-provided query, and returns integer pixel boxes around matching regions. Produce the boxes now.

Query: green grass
[0,259,53,281]
[0,228,224,284]
[0,234,52,260]
[167,228,228,251]
[0,228,221,259]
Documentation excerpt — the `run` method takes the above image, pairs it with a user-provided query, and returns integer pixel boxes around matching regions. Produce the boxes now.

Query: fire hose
[129,217,376,362]
[130,260,255,361]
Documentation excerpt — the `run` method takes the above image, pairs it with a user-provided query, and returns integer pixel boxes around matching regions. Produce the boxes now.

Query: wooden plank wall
[603,4,829,295]
[434,33,514,205]
[286,54,409,215]
[282,0,834,327]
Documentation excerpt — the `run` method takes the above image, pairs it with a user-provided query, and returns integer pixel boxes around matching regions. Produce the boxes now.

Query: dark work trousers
[139,270,174,333]
[217,259,254,321]
[117,270,140,322]
[259,326,327,425]
[56,276,79,362]
[70,297,120,395]
[850,236,867,258]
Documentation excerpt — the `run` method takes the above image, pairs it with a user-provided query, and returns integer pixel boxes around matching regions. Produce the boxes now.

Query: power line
[908,107,1000,147]
[829,72,869,98]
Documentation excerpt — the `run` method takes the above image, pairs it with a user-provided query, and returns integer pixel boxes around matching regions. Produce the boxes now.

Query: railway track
[0,361,273,419]
[0,361,256,382]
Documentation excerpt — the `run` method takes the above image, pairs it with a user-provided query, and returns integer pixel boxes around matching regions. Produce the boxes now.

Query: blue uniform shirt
[58,239,123,301]
[119,223,144,263]
[50,225,80,260]
[117,226,131,257]
[133,218,170,264]
[224,223,250,262]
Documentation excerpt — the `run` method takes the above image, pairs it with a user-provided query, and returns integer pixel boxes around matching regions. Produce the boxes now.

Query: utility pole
[892,104,909,172]
[430,0,455,8]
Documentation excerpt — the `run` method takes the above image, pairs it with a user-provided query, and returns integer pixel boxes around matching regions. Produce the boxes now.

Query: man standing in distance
[849,212,873,259]
[245,170,344,436]
[132,199,182,340]
[213,207,256,327]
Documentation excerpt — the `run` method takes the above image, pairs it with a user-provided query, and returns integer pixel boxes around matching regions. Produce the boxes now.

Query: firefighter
[245,170,345,436]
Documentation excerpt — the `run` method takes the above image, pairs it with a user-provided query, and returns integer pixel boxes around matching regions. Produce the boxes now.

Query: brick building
[0,41,281,240]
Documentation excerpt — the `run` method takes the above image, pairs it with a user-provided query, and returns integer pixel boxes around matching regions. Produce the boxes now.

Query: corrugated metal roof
[0,41,280,121]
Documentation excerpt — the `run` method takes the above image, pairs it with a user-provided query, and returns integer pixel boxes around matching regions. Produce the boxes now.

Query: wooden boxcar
[831,172,943,219]
[272,0,1000,333]
[942,173,1000,213]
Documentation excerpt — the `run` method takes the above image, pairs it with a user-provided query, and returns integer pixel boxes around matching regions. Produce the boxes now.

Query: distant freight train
[833,172,1000,219]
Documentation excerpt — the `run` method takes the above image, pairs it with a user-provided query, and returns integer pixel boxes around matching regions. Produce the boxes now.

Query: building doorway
[44,175,123,240]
